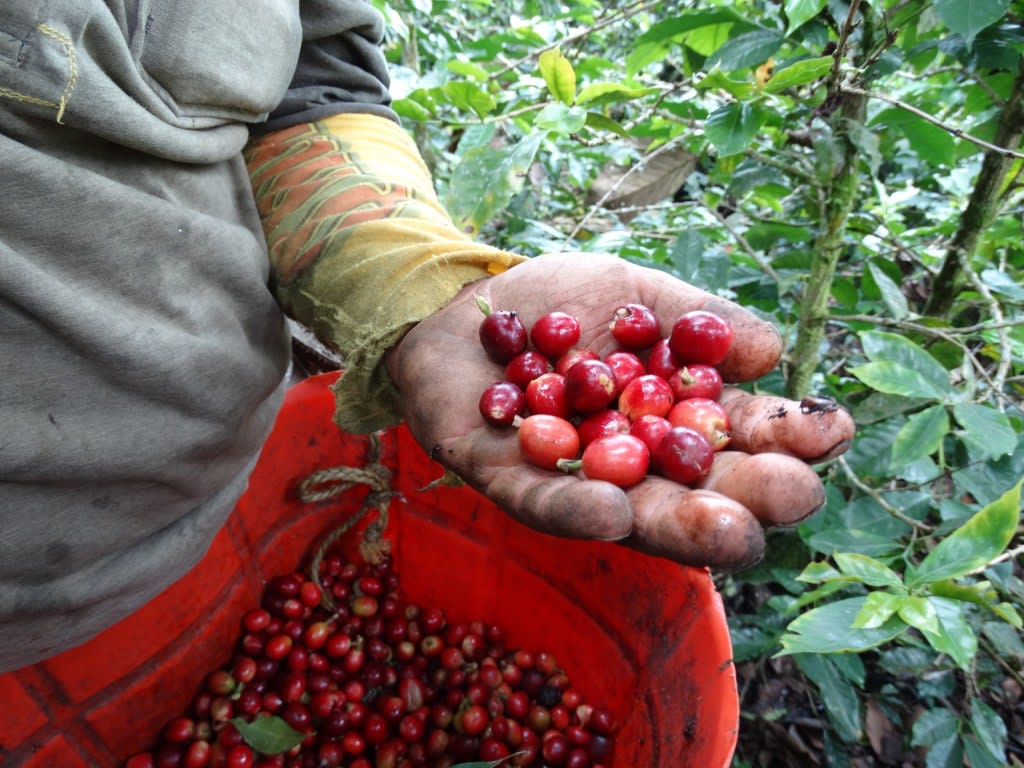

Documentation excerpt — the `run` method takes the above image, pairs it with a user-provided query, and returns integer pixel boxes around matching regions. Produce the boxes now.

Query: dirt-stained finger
[433,426,634,542]
[484,467,635,542]
[623,478,766,571]
[698,451,826,527]
[720,390,856,462]
[698,297,783,383]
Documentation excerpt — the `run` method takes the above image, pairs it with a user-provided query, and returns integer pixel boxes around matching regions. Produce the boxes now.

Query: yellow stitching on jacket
[37,23,78,123]
[0,85,58,109]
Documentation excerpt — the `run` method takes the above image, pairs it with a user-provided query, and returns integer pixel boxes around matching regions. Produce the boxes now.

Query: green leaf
[980,267,1024,300]
[849,361,951,401]
[897,595,941,635]
[797,560,841,583]
[778,597,907,656]
[850,331,953,400]
[452,755,528,768]
[231,715,305,755]
[952,403,1018,460]
[447,59,489,82]
[784,0,829,32]
[983,621,1024,655]
[871,106,958,167]
[575,82,659,106]
[627,9,755,73]
[969,698,1007,763]
[867,262,910,320]
[920,596,978,670]
[834,552,904,589]
[705,101,766,157]
[912,708,959,748]
[933,0,1010,48]
[852,590,903,629]
[930,580,1024,627]
[859,332,948,384]
[844,118,881,175]
[442,81,497,119]
[535,103,588,134]
[583,111,628,138]
[907,480,1021,587]
[706,29,784,72]
[669,230,707,282]
[963,736,1005,768]
[925,732,965,768]
[538,48,576,105]
[763,55,832,92]
[804,495,911,558]
[787,578,859,612]
[392,96,434,122]
[890,405,950,469]
[447,132,546,237]
[794,654,862,742]
[695,68,753,98]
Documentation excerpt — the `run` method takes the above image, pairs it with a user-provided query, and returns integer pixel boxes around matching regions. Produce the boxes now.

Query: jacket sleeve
[245,112,525,434]
[254,0,398,133]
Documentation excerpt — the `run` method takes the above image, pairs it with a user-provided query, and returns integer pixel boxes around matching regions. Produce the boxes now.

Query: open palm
[387,252,855,570]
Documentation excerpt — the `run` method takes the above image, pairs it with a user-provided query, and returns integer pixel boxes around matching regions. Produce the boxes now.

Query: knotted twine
[298,431,396,613]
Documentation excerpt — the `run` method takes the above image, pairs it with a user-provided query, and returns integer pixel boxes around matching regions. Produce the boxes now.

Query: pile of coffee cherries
[125,551,617,768]
[478,301,733,489]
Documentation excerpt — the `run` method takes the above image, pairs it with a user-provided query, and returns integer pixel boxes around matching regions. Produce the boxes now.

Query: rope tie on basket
[299,431,395,612]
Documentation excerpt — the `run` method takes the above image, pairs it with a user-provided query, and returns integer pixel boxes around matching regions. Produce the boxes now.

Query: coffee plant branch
[561,133,688,246]
[837,456,931,533]
[840,86,1024,160]
[494,0,661,78]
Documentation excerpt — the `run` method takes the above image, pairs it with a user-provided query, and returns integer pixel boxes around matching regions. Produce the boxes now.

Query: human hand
[385,252,855,570]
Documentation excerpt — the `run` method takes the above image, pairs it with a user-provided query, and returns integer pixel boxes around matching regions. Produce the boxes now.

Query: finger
[697,451,826,527]
[721,389,856,462]
[622,477,766,571]
[696,297,783,383]
[485,253,784,382]
[433,426,634,542]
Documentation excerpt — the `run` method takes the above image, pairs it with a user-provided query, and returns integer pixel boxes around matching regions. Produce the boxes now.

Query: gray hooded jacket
[0,0,394,672]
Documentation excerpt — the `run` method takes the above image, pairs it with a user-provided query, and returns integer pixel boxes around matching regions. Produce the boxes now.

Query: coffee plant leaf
[933,0,1010,48]
[794,653,863,742]
[705,101,766,157]
[907,480,1021,587]
[231,715,304,755]
[969,698,1008,764]
[890,404,950,468]
[919,596,978,670]
[763,54,832,92]
[834,552,904,589]
[538,48,576,105]
[706,29,784,72]
[778,597,907,656]
[952,402,1017,460]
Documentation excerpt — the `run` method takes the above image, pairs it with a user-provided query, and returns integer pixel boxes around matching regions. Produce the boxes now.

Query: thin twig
[837,456,932,532]
[965,543,1024,577]
[829,313,1023,405]
[561,133,688,247]
[959,261,1014,407]
[702,205,784,284]
[494,0,660,78]
[827,0,863,92]
[841,86,1024,159]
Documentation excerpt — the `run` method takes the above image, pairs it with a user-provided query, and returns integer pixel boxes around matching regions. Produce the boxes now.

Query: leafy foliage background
[373,0,1024,764]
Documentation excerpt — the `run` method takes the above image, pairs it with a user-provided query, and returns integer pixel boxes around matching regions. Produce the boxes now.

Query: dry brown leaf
[586,138,697,221]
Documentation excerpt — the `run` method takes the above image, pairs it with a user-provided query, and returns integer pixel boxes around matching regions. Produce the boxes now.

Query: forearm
[244,113,524,432]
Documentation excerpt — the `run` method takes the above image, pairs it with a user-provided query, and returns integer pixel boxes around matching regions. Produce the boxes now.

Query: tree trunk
[786,90,868,399]
[924,65,1024,318]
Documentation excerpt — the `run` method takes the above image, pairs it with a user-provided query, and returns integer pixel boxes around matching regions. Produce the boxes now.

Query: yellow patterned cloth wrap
[244,113,524,433]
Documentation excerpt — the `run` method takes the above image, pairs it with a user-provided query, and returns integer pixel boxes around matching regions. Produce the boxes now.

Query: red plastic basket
[0,372,739,767]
